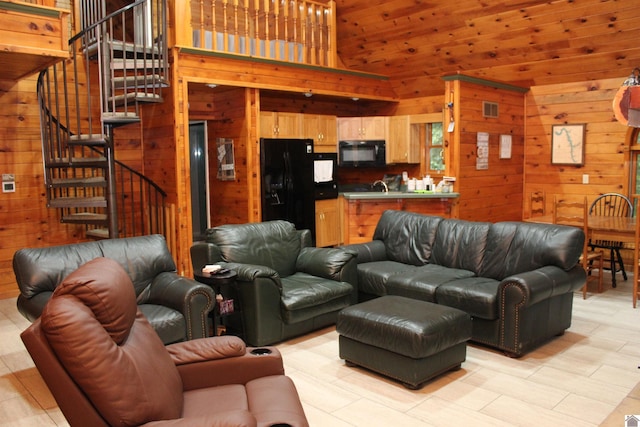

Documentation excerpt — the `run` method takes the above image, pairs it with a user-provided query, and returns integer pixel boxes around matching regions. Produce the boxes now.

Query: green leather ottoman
[336,295,472,389]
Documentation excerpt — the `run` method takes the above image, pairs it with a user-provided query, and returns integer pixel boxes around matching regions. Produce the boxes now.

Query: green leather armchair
[191,220,358,346]
[14,235,214,344]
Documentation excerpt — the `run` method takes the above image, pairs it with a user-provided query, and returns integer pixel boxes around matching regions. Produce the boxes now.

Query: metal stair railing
[37,0,169,240]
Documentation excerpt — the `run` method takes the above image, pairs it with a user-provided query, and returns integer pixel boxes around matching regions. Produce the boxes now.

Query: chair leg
[615,248,627,281]
[597,254,604,293]
[610,248,617,288]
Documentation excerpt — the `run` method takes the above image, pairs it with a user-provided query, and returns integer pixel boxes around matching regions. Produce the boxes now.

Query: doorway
[189,122,210,241]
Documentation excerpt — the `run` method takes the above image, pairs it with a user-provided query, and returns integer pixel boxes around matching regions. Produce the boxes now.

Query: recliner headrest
[46,257,137,345]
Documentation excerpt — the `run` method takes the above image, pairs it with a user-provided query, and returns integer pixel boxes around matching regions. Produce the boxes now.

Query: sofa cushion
[206,220,300,277]
[280,273,353,323]
[373,210,442,266]
[430,219,491,274]
[479,222,584,280]
[386,264,476,302]
[357,261,418,297]
[435,277,501,320]
[281,273,352,310]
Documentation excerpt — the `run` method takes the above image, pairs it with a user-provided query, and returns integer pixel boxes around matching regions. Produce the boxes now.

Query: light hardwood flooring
[1,274,639,426]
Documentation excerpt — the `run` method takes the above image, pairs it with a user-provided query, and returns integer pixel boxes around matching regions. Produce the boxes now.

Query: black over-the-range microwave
[338,140,386,167]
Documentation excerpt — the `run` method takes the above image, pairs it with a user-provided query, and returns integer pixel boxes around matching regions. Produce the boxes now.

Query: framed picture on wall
[551,124,585,166]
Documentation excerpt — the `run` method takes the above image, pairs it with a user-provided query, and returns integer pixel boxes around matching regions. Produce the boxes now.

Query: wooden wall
[523,77,631,215]
[0,77,88,298]
[199,86,253,226]
[445,78,527,222]
[0,67,633,298]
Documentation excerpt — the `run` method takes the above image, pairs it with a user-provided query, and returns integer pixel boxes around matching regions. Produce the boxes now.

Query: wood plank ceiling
[335,0,640,98]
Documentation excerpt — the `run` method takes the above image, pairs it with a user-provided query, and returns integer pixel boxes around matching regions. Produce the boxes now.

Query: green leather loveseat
[342,210,587,357]
[190,220,358,346]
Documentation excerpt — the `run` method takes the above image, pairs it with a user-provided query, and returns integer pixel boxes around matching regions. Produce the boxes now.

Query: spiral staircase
[38,0,169,239]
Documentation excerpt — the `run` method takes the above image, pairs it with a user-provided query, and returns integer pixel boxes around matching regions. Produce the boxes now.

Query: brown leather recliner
[20,257,309,427]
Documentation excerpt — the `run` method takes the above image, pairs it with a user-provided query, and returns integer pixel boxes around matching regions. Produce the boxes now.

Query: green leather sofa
[342,210,587,357]
[191,220,358,346]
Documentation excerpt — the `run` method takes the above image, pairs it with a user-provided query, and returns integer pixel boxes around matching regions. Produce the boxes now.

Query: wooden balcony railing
[176,0,336,67]
[7,0,56,5]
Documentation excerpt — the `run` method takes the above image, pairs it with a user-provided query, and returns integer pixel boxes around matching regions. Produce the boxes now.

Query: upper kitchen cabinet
[260,112,302,138]
[387,115,420,164]
[337,116,387,141]
[304,114,337,152]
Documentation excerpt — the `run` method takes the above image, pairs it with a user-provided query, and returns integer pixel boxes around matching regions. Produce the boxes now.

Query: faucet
[372,180,388,193]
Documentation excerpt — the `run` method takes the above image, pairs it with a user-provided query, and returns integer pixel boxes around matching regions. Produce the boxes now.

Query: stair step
[69,134,108,146]
[102,112,141,124]
[111,59,164,71]
[108,39,162,57]
[86,38,161,60]
[50,176,106,188]
[86,228,110,239]
[112,74,168,90]
[47,157,107,168]
[108,92,162,107]
[61,212,108,225]
[49,197,107,209]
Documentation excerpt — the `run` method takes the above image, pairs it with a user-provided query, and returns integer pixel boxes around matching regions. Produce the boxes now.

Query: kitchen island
[340,191,460,245]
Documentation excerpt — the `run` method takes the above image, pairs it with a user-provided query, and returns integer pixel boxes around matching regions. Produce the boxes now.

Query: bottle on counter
[401,171,409,192]
[407,178,416,192]
[424,175,432,191]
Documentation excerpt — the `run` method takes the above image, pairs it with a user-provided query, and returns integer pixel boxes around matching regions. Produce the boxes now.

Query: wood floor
[1,274,639,426]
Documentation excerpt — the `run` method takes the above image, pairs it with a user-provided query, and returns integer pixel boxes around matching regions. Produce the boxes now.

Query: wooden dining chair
[553,196,604,298]
[589,193,633,288]
[530,191,546,217]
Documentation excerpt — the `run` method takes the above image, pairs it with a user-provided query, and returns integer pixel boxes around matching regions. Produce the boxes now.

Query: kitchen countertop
[340,191,459,200]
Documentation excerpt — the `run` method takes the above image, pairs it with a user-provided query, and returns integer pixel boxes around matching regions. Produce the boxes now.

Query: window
[411,117,445,175]
[426,122,444,172]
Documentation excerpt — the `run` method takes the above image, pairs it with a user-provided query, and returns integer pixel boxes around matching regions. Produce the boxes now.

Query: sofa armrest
[296,247,356,279]
[170,340,285,390]
[499,265,586,308]
[213,263,285,346]
[220,262,282,288]
[148,273,215,340]
[190,242,223,272]
[166,336,246,364]
[341,240,388,264]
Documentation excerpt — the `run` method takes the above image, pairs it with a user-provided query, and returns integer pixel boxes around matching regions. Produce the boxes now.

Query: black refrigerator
[260,138,316,237]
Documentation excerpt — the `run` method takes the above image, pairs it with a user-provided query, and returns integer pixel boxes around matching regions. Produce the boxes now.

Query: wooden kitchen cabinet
[337,116,387,140]
[303,114,337,152]
[260,112,302,138]
[315,198,340,247]
[387,115,420,164]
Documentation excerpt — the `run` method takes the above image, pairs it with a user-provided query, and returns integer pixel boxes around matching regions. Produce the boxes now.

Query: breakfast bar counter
[340,192,460,245]
[341,191,459,200]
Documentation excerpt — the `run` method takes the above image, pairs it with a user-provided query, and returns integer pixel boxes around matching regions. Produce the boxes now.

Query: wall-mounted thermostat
[2,174,15,193]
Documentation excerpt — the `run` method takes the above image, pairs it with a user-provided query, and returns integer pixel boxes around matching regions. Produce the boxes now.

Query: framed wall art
[551,124,585,166]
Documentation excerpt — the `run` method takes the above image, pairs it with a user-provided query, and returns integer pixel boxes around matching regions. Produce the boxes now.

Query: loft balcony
[0,0,69,81]
[174,0,336,68]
